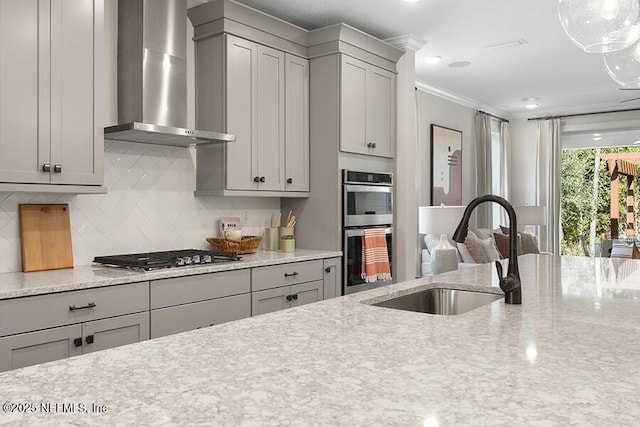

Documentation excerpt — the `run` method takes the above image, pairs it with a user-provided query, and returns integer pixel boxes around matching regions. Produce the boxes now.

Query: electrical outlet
[242,212,249,226]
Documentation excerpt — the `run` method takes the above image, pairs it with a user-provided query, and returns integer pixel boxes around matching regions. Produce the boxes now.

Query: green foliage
[561,146,640,255]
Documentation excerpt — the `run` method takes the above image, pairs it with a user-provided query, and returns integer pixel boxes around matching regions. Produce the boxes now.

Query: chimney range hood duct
[105,0,234,147]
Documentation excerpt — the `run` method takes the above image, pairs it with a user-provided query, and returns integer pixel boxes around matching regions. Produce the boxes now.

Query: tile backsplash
[0,140,280,273]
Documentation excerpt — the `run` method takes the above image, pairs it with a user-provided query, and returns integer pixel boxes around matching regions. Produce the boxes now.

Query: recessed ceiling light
[593,137,602,141]
[448,61,471,68]
[522,96,540,102]
[403,0,421,2]
[525,103,539,109]
[592,133,601,137]
[424,55,442,64]
[633,140,640,144]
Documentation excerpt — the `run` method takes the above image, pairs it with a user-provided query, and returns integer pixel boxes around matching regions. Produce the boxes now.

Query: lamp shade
[514,206,547,225]
[418,206,466,235]
[558,0,640,53]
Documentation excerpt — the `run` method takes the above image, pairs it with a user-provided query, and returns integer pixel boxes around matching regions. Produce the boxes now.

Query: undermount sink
[372,288,502,315]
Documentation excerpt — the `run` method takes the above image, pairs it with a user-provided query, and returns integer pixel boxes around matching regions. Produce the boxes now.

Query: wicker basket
[206,236,262,254]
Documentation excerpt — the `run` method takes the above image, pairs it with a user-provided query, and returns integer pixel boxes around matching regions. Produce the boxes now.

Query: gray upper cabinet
[193,33,308,197]
[0,0,104,192]
[285,54,310,192]
[340,55,396,158]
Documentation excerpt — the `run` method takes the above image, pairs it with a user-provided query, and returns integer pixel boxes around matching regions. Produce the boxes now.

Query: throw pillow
[457,242,476,263]
[493,232,523,258]
[464,231,489,263]
[480,237,501,262]
[470,227,492,240]
[520,232,540,254]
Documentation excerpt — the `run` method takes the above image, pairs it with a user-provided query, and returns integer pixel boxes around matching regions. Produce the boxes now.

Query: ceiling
[190,0,640,119]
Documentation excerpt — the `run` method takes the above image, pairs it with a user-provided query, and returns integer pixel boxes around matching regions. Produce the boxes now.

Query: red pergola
[598,153,640,239]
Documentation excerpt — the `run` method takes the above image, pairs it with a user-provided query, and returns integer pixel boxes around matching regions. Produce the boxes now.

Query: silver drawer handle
[69,302,96,311]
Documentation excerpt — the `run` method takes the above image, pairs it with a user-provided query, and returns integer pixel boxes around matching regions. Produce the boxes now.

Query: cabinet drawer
[151,269,250,309]
[251,260,322,291]
[150,293,251,339]
[0,282,149,337]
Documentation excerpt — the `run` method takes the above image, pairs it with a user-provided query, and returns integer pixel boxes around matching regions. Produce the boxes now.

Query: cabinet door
[340,55,368,155]
[226,35,258,190]
[366,66,395,158]
[256,45,285,191]
[0,324,82,372]
[289,280,323,308]
[81,312,149,354]
[150,293,251,339]
[323,257,342,299]
[284,54,309,192]
[0,0,50,184]
[251,287,289,316]
[50,0,103,185]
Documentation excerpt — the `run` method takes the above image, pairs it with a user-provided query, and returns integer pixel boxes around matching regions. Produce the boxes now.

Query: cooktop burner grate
[93,249,242,271]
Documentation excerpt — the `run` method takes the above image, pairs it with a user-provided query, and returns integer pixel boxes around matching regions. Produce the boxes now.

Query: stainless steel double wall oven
[342,170,393,295]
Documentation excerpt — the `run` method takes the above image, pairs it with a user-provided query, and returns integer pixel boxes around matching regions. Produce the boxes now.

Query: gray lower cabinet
[151,294,251,339]
[81,312,149,354]
[252,280,323,316]
[0,312,149,372]
[251,260,325,316]
[149,269,251,339]
[0,282,149,372]
[0,324,82,371]
[323,257,342,299]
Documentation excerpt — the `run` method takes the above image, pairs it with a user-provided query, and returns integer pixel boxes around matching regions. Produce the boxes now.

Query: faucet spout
[452,194,522,304]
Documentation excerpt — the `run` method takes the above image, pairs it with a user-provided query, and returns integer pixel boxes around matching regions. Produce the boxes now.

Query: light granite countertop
[0,249,342,300]
[1,254,640,425]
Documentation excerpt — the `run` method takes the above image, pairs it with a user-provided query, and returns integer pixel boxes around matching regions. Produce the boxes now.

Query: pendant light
[603,39,640,87]
[558,0,640,53]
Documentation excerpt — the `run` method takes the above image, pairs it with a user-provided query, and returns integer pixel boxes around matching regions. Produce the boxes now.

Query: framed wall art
[430,124,462,206]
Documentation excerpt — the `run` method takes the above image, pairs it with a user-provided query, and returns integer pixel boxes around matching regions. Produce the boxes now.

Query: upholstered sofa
[421,227,541,276]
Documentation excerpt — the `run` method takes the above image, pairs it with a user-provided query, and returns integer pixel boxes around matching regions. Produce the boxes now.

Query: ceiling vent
[484,39,528,51]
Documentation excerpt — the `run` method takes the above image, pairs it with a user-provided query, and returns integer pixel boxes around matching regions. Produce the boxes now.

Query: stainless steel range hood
[105,0,234,147]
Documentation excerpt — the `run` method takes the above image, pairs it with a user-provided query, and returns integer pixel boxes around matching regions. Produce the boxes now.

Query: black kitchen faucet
[452,194,522,304]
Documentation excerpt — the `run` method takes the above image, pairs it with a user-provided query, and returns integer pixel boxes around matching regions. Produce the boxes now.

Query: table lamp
[419,205,466,274]
[514,205,546,234]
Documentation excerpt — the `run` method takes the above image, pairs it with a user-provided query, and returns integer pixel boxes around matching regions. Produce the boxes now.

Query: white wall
[416,89,477,207]
[0,1,278,274]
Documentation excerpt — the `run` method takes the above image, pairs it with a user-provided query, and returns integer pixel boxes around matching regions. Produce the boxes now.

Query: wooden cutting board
[19,204,73,272]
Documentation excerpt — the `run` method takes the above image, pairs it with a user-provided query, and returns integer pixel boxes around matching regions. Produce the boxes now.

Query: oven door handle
[344,184,392,193]
[344,227,393,237]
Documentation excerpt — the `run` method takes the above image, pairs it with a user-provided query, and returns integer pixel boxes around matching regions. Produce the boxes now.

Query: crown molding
[414,80,508,119]
[385,35,425,52]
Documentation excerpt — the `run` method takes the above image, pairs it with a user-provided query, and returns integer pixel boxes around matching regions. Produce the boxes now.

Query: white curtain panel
[498,120,512,226]
[474,112,493,227]
[536,119,562,254]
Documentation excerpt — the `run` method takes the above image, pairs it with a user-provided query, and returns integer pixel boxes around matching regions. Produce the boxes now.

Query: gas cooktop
[93,249,242,271]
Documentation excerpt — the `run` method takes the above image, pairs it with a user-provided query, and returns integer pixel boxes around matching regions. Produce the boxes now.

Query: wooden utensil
[19,204,74,272]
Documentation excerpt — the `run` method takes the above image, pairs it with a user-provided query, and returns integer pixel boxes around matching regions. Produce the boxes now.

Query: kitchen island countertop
[1,254,640,425]
[0,249,342,299]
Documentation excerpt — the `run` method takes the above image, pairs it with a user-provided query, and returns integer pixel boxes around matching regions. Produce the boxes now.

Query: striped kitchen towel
[361,228,392,283]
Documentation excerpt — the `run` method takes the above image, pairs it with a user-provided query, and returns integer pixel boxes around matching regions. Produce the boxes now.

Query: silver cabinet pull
[53,164,62,173]
[42,164,51,172]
